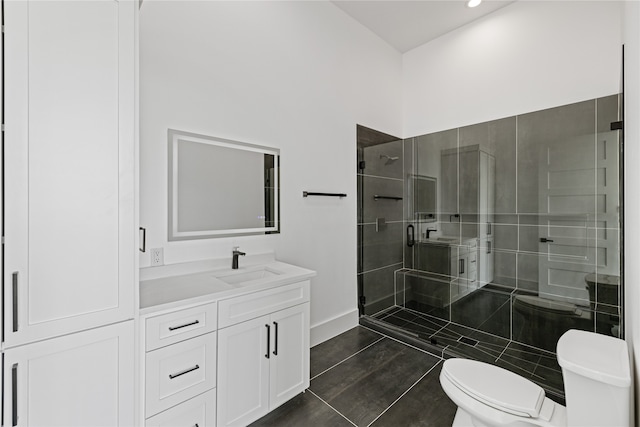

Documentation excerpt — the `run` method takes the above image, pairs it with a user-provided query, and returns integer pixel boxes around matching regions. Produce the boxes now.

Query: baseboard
[310,308,359,347]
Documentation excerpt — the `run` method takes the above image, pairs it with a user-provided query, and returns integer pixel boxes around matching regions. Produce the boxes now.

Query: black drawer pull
[169,364,200,379]
[168,320,200,331]
[540,238,554,243]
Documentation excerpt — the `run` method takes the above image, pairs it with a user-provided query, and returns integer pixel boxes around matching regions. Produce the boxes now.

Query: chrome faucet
[232,246,246,269]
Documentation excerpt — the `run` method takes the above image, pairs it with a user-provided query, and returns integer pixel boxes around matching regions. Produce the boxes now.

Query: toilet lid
[442,358,546,418]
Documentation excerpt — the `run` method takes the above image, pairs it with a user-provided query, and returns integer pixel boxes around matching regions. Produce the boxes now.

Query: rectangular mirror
[168,129,280,240]
[412,174,437,223]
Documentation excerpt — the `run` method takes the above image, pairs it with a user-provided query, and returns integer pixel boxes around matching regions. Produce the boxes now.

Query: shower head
[380,154,399,161]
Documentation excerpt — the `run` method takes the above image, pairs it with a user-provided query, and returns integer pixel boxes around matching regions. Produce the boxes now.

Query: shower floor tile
[436,323,509,363]
[377,307,449,338]
[369,306,566,403]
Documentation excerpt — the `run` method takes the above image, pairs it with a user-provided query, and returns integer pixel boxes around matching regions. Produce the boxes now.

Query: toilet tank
[557,330,632,427]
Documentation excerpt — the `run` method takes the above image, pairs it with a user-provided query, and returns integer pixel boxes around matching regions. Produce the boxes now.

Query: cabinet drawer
[218,281,310,328]
[146,389,216,427]
[146,332,217,417]
[468,252,477,272]
[146,303,217,351]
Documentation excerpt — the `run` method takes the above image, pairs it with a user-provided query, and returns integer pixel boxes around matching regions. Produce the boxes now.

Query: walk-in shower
[357,94,623,403]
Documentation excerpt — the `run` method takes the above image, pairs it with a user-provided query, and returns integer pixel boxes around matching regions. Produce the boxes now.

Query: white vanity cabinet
[139,259,316,427]
[450,239,478,302]
[142,303,218,426]
[217,281,310,427]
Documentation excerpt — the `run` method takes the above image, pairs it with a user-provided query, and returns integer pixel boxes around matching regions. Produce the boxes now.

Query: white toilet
[440,330,632,427]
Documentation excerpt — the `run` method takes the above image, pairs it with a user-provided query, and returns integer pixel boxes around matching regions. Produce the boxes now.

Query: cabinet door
[270,303,310,410]
[217,315,271,426]
[478,237,495,287]
[3,0,136,347]
[2,321,134,427]
[440,153,458,215]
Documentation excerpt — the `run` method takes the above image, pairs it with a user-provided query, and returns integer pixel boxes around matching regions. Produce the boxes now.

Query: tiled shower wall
[399,94,623,351]
[358,95,623,354]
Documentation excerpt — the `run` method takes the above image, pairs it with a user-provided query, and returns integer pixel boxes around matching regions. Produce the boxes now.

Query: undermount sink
[434,237,457,242]
[216,266,283,285]
[423,237,457,243]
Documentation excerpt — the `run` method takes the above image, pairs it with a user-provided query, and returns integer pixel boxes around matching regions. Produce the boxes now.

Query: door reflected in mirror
[168,129,280,240]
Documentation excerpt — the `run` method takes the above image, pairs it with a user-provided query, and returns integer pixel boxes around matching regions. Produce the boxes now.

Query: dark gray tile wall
[391,94,622,353]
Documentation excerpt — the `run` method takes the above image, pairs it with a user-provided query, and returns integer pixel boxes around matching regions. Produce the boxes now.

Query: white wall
[624,1,640,423]
[139,1,402,345]
[403,1,623,137]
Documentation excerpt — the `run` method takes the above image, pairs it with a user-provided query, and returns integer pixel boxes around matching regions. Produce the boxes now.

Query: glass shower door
[357,127,404,316]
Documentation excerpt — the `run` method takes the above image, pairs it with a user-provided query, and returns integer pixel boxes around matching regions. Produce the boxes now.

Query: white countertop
[139,252,316,315]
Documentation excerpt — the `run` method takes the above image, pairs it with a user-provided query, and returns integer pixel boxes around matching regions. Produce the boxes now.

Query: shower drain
[458,336,479,347]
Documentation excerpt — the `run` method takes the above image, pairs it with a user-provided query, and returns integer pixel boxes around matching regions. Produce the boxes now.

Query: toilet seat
[442,359,552,420]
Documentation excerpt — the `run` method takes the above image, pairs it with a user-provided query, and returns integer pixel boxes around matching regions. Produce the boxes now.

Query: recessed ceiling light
[467,0,482,8]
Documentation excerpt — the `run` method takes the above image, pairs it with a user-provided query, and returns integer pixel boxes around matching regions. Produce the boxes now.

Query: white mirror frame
[168,129,280,240]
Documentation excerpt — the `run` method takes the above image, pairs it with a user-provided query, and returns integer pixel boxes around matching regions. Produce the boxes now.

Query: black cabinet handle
[459,259,465,274]
[488,241,492,254]
[407,225,415,247]
[273,321,279,356]
[487,222,492,236]
[169,364,200,379]
[168,320,200,331]
[540,238,554,243]
[265,324,271,359]
[12,272,19,332]
[139,227,146,252]
[12,364,18,427]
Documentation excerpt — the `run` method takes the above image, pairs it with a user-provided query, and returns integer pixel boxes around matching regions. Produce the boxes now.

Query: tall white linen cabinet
[2,1,137,425]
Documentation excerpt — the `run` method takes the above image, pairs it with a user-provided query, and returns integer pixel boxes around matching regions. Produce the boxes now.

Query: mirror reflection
[168,129,280,240]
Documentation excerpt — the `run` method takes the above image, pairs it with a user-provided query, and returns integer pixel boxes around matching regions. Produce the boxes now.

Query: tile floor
[365,305,566,404]
[250,326,458,427]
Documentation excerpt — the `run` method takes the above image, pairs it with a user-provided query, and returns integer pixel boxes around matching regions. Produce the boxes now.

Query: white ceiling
[331,0,515,53]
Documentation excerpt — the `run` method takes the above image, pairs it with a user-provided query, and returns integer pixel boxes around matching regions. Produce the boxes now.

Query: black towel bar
[303,191,347,198]
[374,195,403,201]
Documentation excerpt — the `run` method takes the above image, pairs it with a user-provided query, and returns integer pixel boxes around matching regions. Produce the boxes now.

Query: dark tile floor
[250,326,458,427]
[368,305,566,404]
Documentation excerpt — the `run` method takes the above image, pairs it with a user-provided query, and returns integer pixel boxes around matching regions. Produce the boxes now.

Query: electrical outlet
[150,248,164,266]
